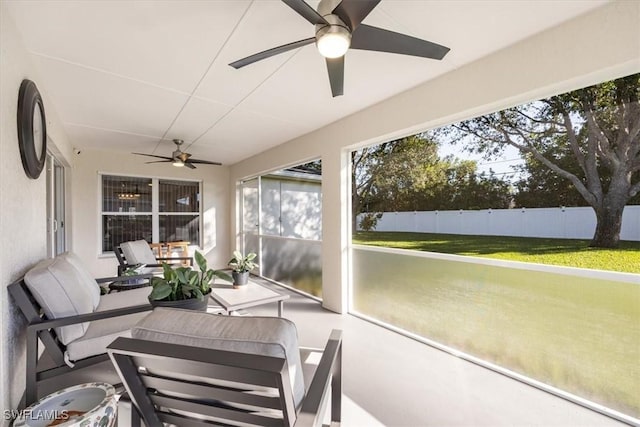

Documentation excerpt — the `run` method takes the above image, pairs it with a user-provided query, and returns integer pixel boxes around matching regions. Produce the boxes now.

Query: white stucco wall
[71,149,231,277]
[0,4,73,421]
[229,1,640,313]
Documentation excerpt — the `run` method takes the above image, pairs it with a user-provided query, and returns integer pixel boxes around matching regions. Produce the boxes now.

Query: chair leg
[331,344,342,424]
[25,328,38,407]
[131,405,141,427]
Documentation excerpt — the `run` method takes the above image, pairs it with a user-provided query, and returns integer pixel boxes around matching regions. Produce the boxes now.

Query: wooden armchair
[8,252,154,407]
[108,308,342,427]
[115,239,193,275]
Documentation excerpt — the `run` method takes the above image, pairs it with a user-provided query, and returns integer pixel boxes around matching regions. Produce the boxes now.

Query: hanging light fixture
[117,193,141,200]
[117,182,141,200]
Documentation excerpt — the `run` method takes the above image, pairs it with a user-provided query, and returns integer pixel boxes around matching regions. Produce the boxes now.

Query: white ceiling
[5,0,608,165]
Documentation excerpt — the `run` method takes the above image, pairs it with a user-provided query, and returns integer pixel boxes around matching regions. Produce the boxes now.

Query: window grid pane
[101,175,201,253]
[102,175,152,212]
[159,215,199,243]
[159,180,199,213]
[102,215,152,252]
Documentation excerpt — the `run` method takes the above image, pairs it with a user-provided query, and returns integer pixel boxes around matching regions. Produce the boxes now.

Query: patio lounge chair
[115,239,193,275]
[108,308,342,427]
[8,252,154,407]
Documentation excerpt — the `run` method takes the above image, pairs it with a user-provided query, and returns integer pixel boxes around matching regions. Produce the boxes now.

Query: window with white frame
[101,175,200,252]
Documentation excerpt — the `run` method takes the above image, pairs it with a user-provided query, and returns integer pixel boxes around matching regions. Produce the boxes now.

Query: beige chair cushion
[65,287,151,361]
[132,308,306,408]
[24,257,95,345]
[120,240,157,265]
[95,283,151,311]
[59,252,100,309]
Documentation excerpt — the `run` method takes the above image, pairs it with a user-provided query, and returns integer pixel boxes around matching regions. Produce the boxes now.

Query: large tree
[450,74,640,248]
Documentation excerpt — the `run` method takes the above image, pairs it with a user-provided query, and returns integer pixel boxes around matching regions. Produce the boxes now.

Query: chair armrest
[28,304,152,332]
[156,256,193,265]
[142,262,188,268]
[295,329,342,427]
[96,274,154,284]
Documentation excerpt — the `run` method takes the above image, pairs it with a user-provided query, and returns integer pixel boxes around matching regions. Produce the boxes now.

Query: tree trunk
[351,172,360,233]
[590,204,624,248]
[589,170,632,248]
[352,196,359,232]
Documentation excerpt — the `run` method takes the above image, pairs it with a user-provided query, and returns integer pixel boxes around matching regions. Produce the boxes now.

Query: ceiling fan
[133,139,222,169]
[229,0,450,97]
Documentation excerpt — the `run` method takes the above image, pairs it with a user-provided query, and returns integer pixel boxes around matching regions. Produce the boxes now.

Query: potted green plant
[228,250,258,288]
[148,251,231,311]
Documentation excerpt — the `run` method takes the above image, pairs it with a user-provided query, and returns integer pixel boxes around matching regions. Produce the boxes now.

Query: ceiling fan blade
[351,24,450,60]
[332,0,380,31]
[326,56,344,97]
[145,160,172,164]
[184,162,197,169]
[229,37,316,69]
[133,153,174,161]
[282,0,329,25]
[188,159,223,166]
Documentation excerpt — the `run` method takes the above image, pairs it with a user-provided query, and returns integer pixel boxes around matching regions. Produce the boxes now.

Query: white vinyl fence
[357,206,640,241]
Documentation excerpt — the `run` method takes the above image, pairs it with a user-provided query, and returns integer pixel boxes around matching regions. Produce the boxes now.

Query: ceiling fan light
[316,26,351,58]
[173,160,185,167]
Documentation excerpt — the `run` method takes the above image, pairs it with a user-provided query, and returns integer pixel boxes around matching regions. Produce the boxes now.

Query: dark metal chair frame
[108,329,342,427]
[8,273,154,407]
[114,244,193,275]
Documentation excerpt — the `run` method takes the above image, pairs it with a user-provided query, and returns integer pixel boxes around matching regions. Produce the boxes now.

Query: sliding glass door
[239,163,323,297]
[46,153,66,257]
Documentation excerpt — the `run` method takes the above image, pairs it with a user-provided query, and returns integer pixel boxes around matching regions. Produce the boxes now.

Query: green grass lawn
[353,231,640,273]
[351,249,640,417]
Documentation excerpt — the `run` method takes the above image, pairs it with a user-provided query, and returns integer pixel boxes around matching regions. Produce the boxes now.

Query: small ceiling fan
[229,0,450,97]
[133,139,222,169]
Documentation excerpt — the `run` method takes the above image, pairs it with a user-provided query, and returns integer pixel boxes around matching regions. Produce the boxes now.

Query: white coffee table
[208,278,289,317]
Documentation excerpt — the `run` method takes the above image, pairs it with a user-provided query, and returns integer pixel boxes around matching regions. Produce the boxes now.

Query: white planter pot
[14,382,117,427]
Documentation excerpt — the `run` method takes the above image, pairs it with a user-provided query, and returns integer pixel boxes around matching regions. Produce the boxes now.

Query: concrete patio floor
[38,280,628,426]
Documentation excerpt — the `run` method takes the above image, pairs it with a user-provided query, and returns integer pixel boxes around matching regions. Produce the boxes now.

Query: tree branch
[498,129,598,206]
[560,110,588,173]
[452,123,508,149]
[610,100,635,165]
[515,109,564,127]
[578,95,605,202]
[630,180,640,198]
[583,101,617,163]
[628,101,640,142]
[622,100,640,162]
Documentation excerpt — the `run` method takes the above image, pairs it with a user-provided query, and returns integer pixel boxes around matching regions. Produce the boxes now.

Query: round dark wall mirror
[17,79,47,179]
